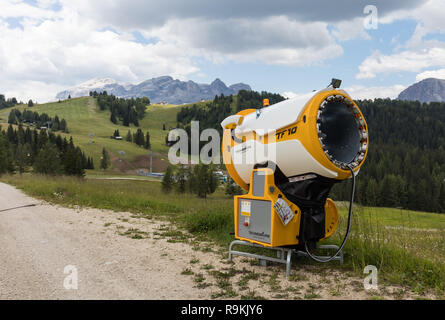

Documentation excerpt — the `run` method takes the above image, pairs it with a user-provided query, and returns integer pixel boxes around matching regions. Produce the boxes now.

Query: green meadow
[0,97,182,170]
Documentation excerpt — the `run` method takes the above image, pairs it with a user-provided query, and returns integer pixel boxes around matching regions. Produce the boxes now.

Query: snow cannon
[222,79,368,265]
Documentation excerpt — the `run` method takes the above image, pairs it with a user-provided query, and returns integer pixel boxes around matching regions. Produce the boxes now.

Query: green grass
[324,205,445,295]
[337,204,445,230]
[181,268,194,276]
[139,103,185,154]
[1,173,445,296]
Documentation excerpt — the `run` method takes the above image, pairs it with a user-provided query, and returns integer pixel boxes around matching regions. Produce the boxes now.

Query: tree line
[0,94,19,110]
[90,91,149,127]
[162,163,219,198]
[0,124,93,176]
[8,108,68,132]
[234,89,285,111]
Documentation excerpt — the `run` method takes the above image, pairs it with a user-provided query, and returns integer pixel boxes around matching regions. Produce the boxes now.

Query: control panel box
[234,168,301,247]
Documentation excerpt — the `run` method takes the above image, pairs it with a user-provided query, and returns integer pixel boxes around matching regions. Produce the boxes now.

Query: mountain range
[56,76,251,105]
[397,78,445,103]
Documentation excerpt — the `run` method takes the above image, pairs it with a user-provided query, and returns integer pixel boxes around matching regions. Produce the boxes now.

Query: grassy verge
[1,174,444,296]
[328,205,445,295]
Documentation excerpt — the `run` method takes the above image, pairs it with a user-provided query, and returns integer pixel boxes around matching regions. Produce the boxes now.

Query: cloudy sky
[1,0,445,102]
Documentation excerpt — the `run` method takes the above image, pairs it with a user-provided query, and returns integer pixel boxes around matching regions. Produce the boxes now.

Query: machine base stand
[228,240,343,279]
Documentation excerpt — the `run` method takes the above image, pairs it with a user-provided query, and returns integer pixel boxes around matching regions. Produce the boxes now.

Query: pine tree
[126,130,132,142]
[439,182,445,212]
[123,114,129,126]
[6,124,16,144]
[110,112,117,124]
[100,148,110,170]
[24,127,32,144]
[175,165,188,193]
[145,131,151,149]
[191,163,218,198]
[63,145,85,176]
[0,134,14,174]
[8,111,17,124]
[28,99,34,107]
[162,165,174,193]
[37,129,48,150]
[33,143,62,175]
[134,129,145,146]
[15,143,27,174]
[207,164,218,195]
[53,116,60,131]
[60,119,67,132]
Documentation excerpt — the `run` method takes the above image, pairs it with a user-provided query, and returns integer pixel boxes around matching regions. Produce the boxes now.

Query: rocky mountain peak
[56,76,252,104]
[397,78,445,103]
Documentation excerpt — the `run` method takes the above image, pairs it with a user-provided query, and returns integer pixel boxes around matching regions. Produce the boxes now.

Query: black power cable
[304,167,356,262]
[0,203,37,213]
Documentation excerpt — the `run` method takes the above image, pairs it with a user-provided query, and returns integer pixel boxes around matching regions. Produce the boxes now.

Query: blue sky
[1,0,445,102]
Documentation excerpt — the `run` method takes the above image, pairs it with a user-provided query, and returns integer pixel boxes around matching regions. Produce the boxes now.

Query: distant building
[115,136,123,140]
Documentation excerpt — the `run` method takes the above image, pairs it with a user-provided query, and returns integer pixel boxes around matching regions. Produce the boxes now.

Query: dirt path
[0,182,430,300]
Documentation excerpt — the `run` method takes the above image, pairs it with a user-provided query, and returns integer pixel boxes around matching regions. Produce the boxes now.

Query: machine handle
[221,115,243,130]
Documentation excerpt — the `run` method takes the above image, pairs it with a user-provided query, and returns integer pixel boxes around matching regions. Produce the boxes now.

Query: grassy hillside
[0,97,185,173]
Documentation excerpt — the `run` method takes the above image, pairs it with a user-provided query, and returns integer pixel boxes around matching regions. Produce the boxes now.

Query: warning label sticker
[273,198,294,226]
[240,200,251,216]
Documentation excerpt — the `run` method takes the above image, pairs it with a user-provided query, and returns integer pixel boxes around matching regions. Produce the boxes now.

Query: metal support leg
[285,249,292,278]
[228,240,293,279]
[228,241,343,278]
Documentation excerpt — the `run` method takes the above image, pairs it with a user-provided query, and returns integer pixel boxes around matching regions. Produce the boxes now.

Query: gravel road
[0,182,213,299]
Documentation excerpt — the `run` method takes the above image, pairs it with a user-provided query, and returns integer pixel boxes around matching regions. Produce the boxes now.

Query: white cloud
[65,0,423,29]
[416,68,445,81]
[331,17,371,42]
[0,0,56,19]
[150,16,344,67]
[283,84,406,101]
[0,2,199,102]
[356,0,445,79]
[356,46,445,79]
[0,1,350,103]
[343,84,406,100]
[379,0,445,48]
[282,91,315,100]
[1,80,65,104]
[0,0,438,102]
